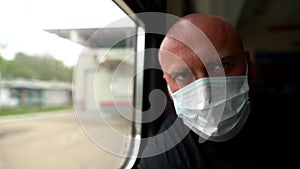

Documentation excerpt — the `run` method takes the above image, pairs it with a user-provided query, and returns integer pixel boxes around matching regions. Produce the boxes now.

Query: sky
[0,0,130,66]
[0,28,83,67]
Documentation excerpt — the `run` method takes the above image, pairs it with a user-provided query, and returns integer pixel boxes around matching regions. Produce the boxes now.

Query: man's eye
[207,62,229,75]
[172,71,194,87]
[213,63,223,71]
[175,72,190,81]
[206,62,222,72]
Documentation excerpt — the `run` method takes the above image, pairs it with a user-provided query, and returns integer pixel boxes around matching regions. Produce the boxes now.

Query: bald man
[139,14,262,169]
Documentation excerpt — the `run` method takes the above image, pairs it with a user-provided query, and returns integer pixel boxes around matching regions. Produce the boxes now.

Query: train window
[0,0,143,169]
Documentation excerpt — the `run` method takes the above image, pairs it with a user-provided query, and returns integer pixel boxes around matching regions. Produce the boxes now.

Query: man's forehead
[161,13,243,56]
[159,36,219,64]
[160,37,188,51]
[159,38,196,63]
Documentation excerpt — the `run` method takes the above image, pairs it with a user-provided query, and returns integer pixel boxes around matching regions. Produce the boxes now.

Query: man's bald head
[161,13,243,56]
[159,13,251,92]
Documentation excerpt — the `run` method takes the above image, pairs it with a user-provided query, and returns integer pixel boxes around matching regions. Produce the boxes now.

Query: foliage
[0,55,6,73]
[0,52,74,82]
[0,105,73,116]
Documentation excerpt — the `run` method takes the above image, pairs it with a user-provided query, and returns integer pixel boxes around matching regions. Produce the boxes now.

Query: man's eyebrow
[206,55,231,64]
[219,55,234,60]
[205,55,234,67]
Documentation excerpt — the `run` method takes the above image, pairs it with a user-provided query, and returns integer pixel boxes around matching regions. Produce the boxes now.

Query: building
[0,79,72,108]
[48,27,136,111]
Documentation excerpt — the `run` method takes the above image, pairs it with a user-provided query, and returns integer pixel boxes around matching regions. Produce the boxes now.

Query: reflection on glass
[73,24,137,167]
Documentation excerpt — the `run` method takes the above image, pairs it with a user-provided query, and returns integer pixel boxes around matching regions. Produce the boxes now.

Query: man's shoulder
[158,113,177,132]
[139,114,205,169]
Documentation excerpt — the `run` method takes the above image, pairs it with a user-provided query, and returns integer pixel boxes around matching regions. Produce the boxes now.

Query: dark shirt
[138,92,298,169]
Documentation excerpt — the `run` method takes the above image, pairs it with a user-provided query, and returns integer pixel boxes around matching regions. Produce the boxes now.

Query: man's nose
[194,69,209,80]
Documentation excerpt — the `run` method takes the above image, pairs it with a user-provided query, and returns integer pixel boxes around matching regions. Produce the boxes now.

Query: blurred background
[0,0,136,169]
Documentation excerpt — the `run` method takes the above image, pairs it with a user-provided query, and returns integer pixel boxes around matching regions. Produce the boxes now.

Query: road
[0,109,132,169]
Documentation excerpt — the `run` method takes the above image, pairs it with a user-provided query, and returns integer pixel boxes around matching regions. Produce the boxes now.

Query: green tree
[0,55,7,79]
[0,55,7,72]
[1,52,73,82]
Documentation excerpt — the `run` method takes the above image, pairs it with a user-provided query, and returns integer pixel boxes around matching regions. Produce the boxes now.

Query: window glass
[0,0,142,168]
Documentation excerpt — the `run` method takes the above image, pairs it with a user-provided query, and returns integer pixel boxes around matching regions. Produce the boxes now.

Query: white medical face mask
[169,75,250,142]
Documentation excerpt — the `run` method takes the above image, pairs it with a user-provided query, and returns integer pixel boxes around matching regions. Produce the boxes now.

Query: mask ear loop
[167,85,173,96]
[245,58,249,76]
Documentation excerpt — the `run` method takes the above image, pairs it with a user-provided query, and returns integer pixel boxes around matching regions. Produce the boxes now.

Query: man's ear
[244,51,255,84]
